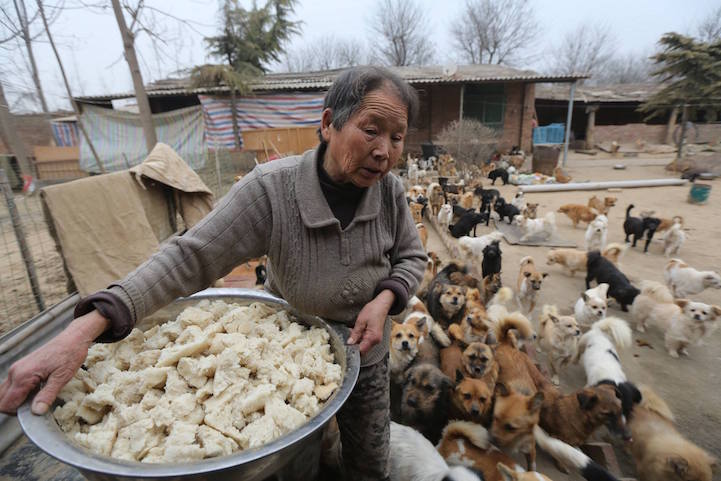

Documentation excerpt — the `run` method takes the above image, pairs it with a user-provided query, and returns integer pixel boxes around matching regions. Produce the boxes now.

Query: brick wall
[591,122,721,146]
[406,84,462,153]
[0,113,55,154]
[499,83,534,152]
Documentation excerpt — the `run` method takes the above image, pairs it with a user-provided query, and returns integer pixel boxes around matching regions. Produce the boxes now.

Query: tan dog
[602,242,626,266]
[446,192,460,206]
[390,321,423,383]
[427,182,444,216]
[463,342,498,382]
[517,256,548,314]
[538,305,581,385]
[440,341,465,380]
[449,272,481,289]
[588,195,617,215]
[416,223,428,248]
[546,248,587,277]
[557,204,598,228]
[481,273,503,304]
[437,284,467,327]
[522,202,538,219]
[494,314,547,396]
[407,185,425,202]
[460,191,474,210]
[449,307,493,346]
[409,202,424,223]
[656,215,684,233]
[450,374,494,425]
[553,167,572,184]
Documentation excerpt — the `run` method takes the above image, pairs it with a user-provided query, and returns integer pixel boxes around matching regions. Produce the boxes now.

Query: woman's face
[321,85,408,188]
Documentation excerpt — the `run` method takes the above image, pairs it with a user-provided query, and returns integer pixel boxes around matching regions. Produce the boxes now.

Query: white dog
[575,316,632,386]
[574,283,609,327]
[511,191,526,211]
[390,421,482,481]
[458,231,504,259]
[408,160,419,182]
[512,212,556,242]
[662,222,685,257]
[584,214,608,251]
[437,204,453,230]
[664,258,721,298]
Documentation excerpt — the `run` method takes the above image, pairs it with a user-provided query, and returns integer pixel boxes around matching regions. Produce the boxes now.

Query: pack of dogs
[387,160,718,481]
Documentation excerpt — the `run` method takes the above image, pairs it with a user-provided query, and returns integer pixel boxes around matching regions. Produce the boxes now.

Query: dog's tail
[557,204,569,213]
[639,280,674,304]
[489,286,514,307]
[626,204,634,219]
[592,317,632,349]
[540,304,559,329]
[441,420,491,450]
[496,312,535,345]
[519,255,535,268]
[602,243,627,263]
[534,425,620,481]
[638,385,675,422]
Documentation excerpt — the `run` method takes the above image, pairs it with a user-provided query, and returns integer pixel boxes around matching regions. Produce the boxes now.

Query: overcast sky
[1,0,717,112]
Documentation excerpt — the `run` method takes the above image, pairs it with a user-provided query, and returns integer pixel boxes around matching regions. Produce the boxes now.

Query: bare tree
[548,23,615,78]
[593,51,654,85]
[450,0,538,65]
[0,78,32,175]
[283,35,366,72]
[698,5,721,42]
[12,0,47,112]
[368,0,434,66]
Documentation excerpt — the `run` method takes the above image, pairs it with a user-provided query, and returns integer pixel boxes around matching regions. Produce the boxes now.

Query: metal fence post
[0,169,45,312]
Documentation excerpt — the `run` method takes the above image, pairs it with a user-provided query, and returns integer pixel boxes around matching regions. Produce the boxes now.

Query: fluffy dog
[585,214,608,251]
[516,256,548,314]
[446,192,460,206]
[624,204,661,253]
[458,231,504,260]
[601,242,626,266]
[494,314,546,396]
[522,202,538,219]
[407,185,425,202]
[538,305,581,385]
[575,317,633,386]
[463,342,498,383]
[588,195,617,215]
[511,192,526,211]
[390,321,423,383]
[586,250,639,311]
[558,204,598,228]
[437,203,453,230]
[460,191,475,210]
[427,263,469,328]
[405,295,451,347]
[389,421,483,481]
[450,211,488,238]
[494,197,520,224]
[427,182,444,216]
[400,364,453,444]
[546,248,587,277]
[664,258,721,298]
[488,168,509,185]
[512,212,556,242]
[449,307,493,346]
[662,221,685,257]
[481,240,502,279]
[627,386,716,481]
[574,283,609,327]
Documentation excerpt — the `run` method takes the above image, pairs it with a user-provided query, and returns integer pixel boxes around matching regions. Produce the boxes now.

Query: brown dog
[409,202,424,223]
[440,341,464,380]
[522,202,538,219]
[656,215,684,233]
[481,273,503,304]
[416,223,428,249]
[588,195,617,215]
[434,283,467,328]
[494,314,547,395]
[449,272,481,289]
[400,363,452,444]
[449,307,492,345]
[460,191,474,210]
[557,204,598,228]
[450,374,494,425]
[417,252,442,299]
[517,256,547,314]
[463,342,498,382]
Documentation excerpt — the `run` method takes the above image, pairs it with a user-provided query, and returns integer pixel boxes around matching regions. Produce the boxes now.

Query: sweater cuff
[74,290,133,343]
[374,277,410,316]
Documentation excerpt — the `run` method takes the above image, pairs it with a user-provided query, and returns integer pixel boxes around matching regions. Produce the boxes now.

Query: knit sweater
[82,148,426,366]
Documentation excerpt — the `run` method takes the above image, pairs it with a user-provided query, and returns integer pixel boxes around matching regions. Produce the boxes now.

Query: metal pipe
[519,178,688,193]
[562,81,577,167]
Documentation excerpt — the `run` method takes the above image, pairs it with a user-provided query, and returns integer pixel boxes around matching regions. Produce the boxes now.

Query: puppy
[458,231,504,260]
[575,316,633,386]
[400,363,453,444]
[494,197,520,224]
[558,204,598,228]
[624,204,661,253]
[538,305,581,385]
[662,221,685,257]
[437,203,453,230]
[512,212,556,242]
[522,202,538,219]
[427,182,444,216]
[390,320,423,383]
[628,386,716,481]
[409,201,425,223]
[588,195,616,215]
[450,372,495,425]
[516,256,547,314]
[664,258,721,298]
[481,240,502,279]
[585,214,608,251]
[460,191,474,210]
[488,168,509,185]
[553,166,572,184]
[574,283,609,327]
[481,273,503,304]
[389,421,483,481]
[586,250,639,311]
[449,211,488,238]
[407,185,425,202]
[546,248,587,277]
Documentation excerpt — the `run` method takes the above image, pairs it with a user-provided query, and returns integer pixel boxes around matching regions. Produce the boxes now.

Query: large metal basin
[18,288,360,480]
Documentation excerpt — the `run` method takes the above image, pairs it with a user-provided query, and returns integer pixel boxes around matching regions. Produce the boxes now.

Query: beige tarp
[42,143,214,296]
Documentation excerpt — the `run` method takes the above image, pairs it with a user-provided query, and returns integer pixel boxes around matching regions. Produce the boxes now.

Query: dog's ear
[455,369,464,384]
[496,463,517,481]
[577,391,599,410]
[415,316,427,330]
[496,382,511,397]
[712,306,721,318]
[582,292,590,302]
[524,271,532,278]
[549,315,560,325]
[529,392,545,413]
[542,272,548,278]
[675,299,690,309]
[667,456,689,477]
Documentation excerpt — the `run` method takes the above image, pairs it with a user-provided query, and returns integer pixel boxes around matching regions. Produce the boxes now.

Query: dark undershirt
[316,142,366,230]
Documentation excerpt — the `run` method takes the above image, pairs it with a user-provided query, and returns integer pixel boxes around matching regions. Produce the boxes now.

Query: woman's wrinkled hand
[348,290,395,354]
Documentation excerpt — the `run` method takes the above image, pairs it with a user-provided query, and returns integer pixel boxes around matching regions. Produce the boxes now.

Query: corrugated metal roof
[535,82,662,103]
[75,65,588,102]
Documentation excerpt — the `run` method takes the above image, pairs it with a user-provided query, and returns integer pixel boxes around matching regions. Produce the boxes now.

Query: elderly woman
[0,66,426,480]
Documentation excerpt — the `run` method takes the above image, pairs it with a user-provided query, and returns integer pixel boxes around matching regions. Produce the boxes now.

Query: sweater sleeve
[98,168,273,333]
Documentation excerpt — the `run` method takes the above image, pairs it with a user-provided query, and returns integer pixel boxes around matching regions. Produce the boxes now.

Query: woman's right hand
[0,310,109,415]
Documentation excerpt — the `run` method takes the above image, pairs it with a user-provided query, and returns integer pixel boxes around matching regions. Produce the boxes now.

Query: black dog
[473,186,500,212]
[493,197,520,224]
[596,380,642,420]
[255,264,267,285]
[623,204,661,253]
[481,240,502,279]
[488,168,509,185]
[449,211,488,238]
[400,363,452,444]
[586,250,640,311]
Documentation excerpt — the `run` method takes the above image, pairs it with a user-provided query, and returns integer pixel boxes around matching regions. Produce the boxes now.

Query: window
[463,84,505,130]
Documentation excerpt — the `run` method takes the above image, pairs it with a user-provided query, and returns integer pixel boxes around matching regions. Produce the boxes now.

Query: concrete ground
[425,153,721,480]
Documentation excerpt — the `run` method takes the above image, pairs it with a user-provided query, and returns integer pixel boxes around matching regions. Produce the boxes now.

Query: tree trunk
[230,88,241,150]
[110,0,157,153]
[665,106,679,145]
[13,0,49,113]
[0,79,33,176]
[675,105,689,166]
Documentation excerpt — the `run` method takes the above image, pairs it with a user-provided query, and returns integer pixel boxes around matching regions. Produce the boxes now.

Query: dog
[427,263,468,329]
[575,316,633,387]
[553,167,572,184]
[409,201,425,223]
[450,371,495,425]
[449,307,493,346]
[446,192,460,206]
[511,192,526,211]
[400,363,453,444]
[558,204,598,228]
[655,214,684,233]
[460,191,474,210]
[574,283,609,327]
[516,256,547,314]
[662,221,685,257]
[389,421,483,481]
[408,185,426,202]
[416,223,428,248]
[458,231,504,260]
[488,168,509,185]
[494,314,546,397]
[481,240,502,279]
[427,182,445,216]
[585,214,608,251]
[627,386,716,481]
[512,212,556,242]
[437,203,453,230]
[390,320,423,383]
[417,252,442,300]
[462,342,498,382]
[631,281,721,357]
[538,305,581,385]
[521,202,538,219]
[494,197,520,224]
[601,242,626,266]
[586,250,639,311]
[664,258,721,298]
[481,273,503,304]
[450,211,488,238]
[624,204,661,253]
[588,195,617,215]
[546,248,587,277]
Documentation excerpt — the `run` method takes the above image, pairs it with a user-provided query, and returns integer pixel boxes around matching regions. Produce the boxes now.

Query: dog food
[53,301,342,463]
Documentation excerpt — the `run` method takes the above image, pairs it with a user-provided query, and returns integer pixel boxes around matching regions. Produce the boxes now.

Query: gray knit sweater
[102,148,426,366]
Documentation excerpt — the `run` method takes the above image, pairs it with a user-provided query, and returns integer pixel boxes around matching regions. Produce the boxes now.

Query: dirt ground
[426,153,721,480]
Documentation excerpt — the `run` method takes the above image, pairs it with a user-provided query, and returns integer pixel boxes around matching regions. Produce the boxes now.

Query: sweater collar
[297,146,382,229]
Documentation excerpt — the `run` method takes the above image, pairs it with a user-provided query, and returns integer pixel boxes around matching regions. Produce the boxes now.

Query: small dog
[575,317,633,386]
[662,221,685,257]
[416,223,428,248]
[407,185,425,202]
[481,240,502,279]
[437,203,453,230]
[446,192,460,206]
[463,342,498,382]
[574,283,609,327]
[655,214,684,233]
[449,307,493,346]
[584,214,608,251]
[511,192,526,211]
[546,248,587,277]
[512,212,556,242]
[409,201,425,223]
[588,195,617,215]
[488,168,509,185]
[427,182,444,216]
[586,250,639,311]
[628,386,716,481]
[481,273,503,304]
[390,321,423,383]
[623,204,661,253]
[558,204,598,228]
[538,305,581,385]
[427,263,468,325]
[450,211,488,238]
[400,363,453,444]
[450,372,495,425]
[494,314,546,396]
[516,256,548,314]
[522,202,538,219]
[473,185,500,212]
[460,191,475,210]
[664,258,721,298]
[458,231,504,260]
[494,197,520,224]
[553,166,572,184]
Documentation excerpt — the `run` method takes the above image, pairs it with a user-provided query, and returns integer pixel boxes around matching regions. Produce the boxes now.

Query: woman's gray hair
[318,66,419,141]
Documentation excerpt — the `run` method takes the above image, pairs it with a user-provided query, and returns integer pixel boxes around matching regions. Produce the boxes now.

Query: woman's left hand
[348,290,395,354]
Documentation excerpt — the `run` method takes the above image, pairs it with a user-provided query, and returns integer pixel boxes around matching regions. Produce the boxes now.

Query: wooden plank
[32,146,78,163]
